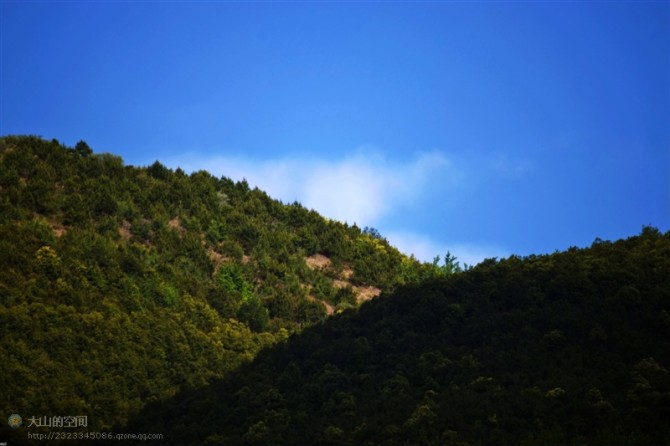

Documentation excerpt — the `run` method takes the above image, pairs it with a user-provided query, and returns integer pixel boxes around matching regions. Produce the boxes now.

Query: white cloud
[162,148,453,226]
[303,157,394,224]
[155,147,528,263]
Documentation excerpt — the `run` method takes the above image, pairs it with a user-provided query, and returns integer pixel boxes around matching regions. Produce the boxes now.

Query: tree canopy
[129,227,670,445]
[2,136,666,445]
[0,135,447,443]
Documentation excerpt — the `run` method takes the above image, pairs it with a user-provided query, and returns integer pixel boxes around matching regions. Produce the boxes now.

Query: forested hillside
[2,136,668,446]
[0,136,445,440]
[129,227,670,445]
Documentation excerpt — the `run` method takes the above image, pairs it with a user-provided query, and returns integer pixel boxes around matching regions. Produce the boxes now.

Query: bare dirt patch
[168,216,186,236]
[305,253,382,310]
[332,279,349,289]
[333,279,381,304]
[119,220,132,241]
[356,285,381,303]
[306,293,335,316]
[305,253,332,270]
[207,248,226,269]
[52,227,67,238]
[34,214,68,238]
[48,219,67,238]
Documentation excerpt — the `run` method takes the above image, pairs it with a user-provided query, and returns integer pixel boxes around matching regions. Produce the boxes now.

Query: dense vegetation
[0,136,444,441]
[2,136,668,445]
[129,228,670,445]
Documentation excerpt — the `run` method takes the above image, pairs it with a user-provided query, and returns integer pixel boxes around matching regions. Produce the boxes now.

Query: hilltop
[0,136,449,439]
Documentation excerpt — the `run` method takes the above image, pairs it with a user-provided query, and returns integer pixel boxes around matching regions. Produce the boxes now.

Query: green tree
[238,297,270,332]
[74,140,93,157]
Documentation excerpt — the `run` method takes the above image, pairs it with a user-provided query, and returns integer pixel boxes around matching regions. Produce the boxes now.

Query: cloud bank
[160,147,508,265]
[164,148,452,226]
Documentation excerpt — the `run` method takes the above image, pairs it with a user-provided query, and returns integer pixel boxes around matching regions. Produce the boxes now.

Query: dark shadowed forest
[1,136,668,445]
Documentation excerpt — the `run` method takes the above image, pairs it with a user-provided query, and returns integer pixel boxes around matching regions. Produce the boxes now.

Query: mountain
[0,136,447,443]
[2,136,668,445]
[128,227,670,445]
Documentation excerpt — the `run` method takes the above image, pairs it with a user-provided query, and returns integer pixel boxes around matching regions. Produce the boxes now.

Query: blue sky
[2,1,668,265]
